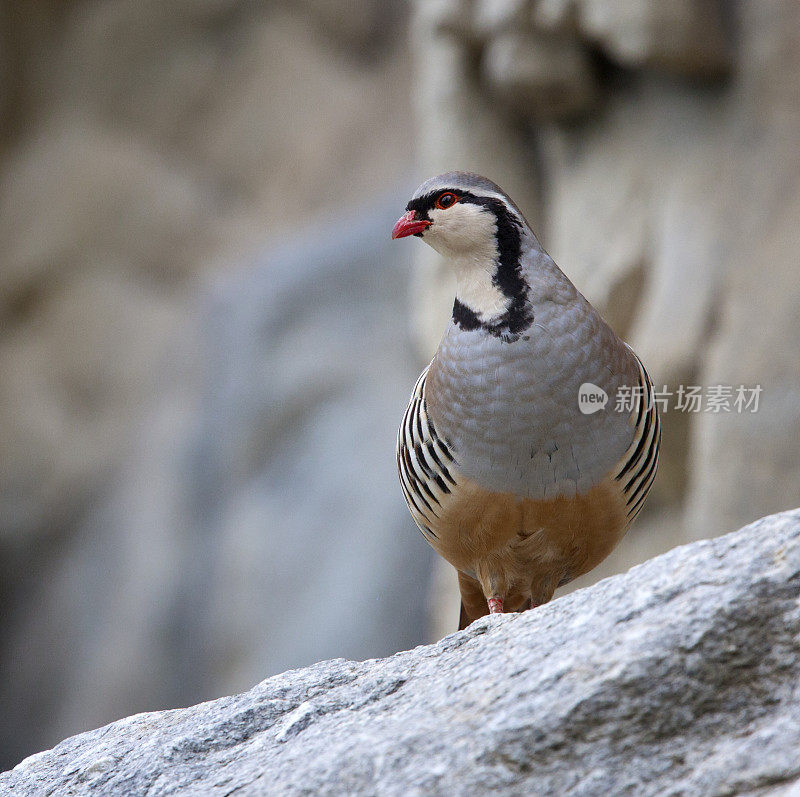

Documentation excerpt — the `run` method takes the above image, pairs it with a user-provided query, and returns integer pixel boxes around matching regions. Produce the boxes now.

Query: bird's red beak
[392,210,431,239]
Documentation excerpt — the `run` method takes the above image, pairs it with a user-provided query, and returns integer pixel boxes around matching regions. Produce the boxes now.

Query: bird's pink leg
[487,597,504,614]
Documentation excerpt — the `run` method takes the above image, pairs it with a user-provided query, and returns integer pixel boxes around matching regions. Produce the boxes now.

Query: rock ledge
[4,509,800,796]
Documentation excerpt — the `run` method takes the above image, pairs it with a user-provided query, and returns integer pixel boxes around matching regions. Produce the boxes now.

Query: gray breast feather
[425,289,643,500]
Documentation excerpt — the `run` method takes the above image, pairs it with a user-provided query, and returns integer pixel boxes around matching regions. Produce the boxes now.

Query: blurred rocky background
[0,0,429,769]
[1,0,799,771]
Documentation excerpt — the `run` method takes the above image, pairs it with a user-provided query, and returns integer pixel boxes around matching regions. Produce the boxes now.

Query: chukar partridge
[392,172,660,629]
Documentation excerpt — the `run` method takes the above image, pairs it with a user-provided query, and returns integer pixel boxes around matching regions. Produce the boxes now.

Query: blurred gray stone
[683,0,800,541]
[46,3,413,238]
[0,0,414,547]
[0,121,211,543]
[4,508,800,794]
[295,0,404,52]
[416,0,482,45]
[192,195,435,692]
[531,0,580,33]
[482,29,596,119]
[0,194,434,769]
[432,0,730,80]
[577,0,730,76]
[0,0,415,768]
[688,190,800,539]
[472,0,530,37]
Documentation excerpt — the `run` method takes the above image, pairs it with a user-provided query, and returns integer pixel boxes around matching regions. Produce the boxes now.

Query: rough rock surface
[5,509,800,795]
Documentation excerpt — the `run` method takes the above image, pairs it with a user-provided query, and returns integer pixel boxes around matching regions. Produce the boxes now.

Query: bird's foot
[487,597,504,614]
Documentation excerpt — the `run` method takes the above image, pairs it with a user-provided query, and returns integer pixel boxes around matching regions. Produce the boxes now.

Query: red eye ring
[435,192,458,210]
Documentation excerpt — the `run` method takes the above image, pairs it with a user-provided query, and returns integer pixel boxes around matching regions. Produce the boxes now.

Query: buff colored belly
[428,472,630,618]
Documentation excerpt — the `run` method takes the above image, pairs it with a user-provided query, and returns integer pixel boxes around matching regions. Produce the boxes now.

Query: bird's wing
[608,349,661,526]
[396,365,460,544]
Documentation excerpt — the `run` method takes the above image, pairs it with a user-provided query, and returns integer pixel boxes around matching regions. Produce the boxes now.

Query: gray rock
[0,192,434,770]
[531,0,581,34]
[0,0,414,542]
[294,0,405,52]
[0,0,416,769]
[482,29,596,119]
[4,508,800,795]
[472,0,530,37]
[577,0,730,76]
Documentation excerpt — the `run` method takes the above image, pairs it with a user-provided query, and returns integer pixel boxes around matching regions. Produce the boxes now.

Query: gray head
[392,172,536,340]
[391,171,530,255]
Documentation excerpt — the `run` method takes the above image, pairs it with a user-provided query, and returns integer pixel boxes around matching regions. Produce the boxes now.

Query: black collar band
[450,192,534,342]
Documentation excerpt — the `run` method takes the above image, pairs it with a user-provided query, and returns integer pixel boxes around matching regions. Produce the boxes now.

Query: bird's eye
[435,192,458,209]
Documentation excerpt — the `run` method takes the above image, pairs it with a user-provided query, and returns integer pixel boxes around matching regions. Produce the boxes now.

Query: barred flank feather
[396,366,459,542]
[611,351,661,525]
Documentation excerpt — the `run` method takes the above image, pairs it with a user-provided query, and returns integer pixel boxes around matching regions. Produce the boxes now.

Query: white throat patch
[423,202,509,323]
